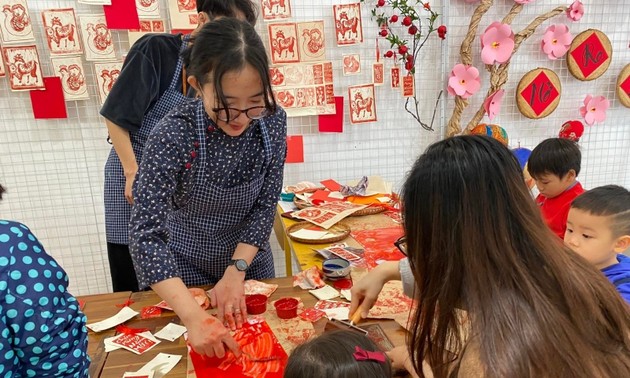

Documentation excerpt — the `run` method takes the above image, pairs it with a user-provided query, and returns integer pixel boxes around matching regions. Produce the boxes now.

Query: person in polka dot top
[0,184,90,376]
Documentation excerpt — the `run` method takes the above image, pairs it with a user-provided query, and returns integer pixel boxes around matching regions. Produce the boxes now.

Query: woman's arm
[349,260,402,319]
[106,119,138,204]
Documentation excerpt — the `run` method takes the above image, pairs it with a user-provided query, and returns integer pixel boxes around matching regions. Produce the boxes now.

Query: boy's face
[534,170,575,198]
[565,208,626,269]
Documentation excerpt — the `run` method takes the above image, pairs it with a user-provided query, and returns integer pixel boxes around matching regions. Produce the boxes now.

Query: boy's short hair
[197,0,257,26]
[528,138,581,179]
[571,185,630,237]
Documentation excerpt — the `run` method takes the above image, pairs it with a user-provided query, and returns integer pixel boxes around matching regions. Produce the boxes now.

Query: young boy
[528,138,585,239]
[565,185,630,303]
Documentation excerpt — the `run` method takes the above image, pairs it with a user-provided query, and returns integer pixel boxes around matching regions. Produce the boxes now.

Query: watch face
[235,260,248,271]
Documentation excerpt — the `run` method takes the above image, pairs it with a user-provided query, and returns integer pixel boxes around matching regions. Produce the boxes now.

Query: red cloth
[536,182,584,239]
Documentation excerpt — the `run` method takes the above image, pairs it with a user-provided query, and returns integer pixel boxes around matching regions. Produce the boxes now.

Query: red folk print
[569,31,611,79]
[42,9,82,55]
[297,21,325,62]
[9,52,36,83]
[138,0,157,8]
[391,67,400,88]
[269,67,285,86]
[261,0,291,21]
[47,17,76,49]
[100,68,120,95]
[90,23,112,51]
[349,85,376,124]
[60,64,85,92]
[3,45,44,90]
[333,3,363,46]
[268,23,299,64]
[177,0,196,12]
[2,2,29,32]
[519,71,559,116]
[275,89,295,108]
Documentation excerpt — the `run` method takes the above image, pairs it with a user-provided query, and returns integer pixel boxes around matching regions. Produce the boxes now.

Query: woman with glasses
[129,18,286,358]
[350,136,630,377]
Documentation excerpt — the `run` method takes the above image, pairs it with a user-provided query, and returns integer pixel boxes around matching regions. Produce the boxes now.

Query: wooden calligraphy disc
[567,29,612,81]
[616,64,630,108]
[516,68,561,119]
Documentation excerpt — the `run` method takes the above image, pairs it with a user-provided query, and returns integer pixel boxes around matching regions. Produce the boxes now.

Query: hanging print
[51,56,89,101]
[260,0,291,21]
[2,44,44,91]
[333,3,363,46]
[41,9,82,56]
[0,0,35,44]
[79,15,116,61]
[348,84,376,124]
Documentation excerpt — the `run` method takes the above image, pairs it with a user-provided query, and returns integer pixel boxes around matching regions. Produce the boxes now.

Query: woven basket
[350,206,387,216]
[286,221,351,244]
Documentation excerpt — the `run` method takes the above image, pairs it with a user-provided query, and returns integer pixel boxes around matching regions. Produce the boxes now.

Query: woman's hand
[186,311,240,358]
[210,267,247,330]
[124,171,136,205]
[386,346,422,378]
[349,261,401,320]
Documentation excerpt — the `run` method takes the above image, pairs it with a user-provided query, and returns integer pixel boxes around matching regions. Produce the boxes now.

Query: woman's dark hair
[402,135,630,377]
[182,18,276,115]
[0,184,5,201]
[527,137,581,179]
[284,330,391,378]
[197,0,257,26]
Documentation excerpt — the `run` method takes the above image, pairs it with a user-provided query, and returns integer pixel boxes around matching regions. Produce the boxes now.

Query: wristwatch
[229,259,249,272]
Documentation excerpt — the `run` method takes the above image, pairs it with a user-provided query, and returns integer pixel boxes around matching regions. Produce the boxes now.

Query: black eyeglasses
[211,106,269,122]
[394,236,407,256]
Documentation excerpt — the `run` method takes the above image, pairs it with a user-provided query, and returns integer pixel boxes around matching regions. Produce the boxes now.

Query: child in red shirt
[528,138,585,239]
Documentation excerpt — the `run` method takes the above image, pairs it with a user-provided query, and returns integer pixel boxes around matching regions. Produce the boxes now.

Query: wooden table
[273,205,400,275]
[80,277,407,377]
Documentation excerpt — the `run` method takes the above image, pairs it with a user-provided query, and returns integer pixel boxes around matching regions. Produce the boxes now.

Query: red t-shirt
[536,182,584,239]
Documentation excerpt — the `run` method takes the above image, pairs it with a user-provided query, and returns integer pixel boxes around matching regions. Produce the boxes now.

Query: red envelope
[318,96,344,132]
[320,179,342,191]
[310,190,342,203]
[29,77,67,119]
[104,0,140,30]
[286,135,304,163]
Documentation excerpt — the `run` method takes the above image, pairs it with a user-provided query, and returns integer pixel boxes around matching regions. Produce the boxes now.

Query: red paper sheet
[286,135,304,163]
[104,0,140,30]
[320,179,342,191]
[351,227,405,269]
[189,319,287,378]
[29,77,67,119]
[318,96,344,132]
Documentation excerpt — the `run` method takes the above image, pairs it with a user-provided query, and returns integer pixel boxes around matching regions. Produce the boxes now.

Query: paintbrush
[349,309,363,326]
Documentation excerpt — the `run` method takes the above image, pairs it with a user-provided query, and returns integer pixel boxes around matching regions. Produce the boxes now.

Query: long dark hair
[402,135,630,377]
[284,330,391,378]
[181,18,276,114]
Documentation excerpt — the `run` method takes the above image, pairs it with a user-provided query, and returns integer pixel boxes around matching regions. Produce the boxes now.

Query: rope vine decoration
[446,1,569,137]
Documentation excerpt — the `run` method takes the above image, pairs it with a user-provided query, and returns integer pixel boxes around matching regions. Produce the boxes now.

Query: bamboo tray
[286,221,351,244]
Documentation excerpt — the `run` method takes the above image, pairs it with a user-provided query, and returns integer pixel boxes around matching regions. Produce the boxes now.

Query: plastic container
[322,258,351,280]
[274,297,299,319]
[245,294,268,315]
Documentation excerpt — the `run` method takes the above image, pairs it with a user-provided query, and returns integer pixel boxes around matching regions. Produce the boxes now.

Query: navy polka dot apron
[104,35,190,244]
[166,104,276,286]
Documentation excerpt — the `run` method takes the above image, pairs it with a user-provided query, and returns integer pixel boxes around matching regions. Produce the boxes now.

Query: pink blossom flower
[579,95,609,126]
[447,64,481,99]
[483,89,505,120]
[514,0,535,4]
[567,1,584,22]
[541,24,572,59]
[481,22,515,65]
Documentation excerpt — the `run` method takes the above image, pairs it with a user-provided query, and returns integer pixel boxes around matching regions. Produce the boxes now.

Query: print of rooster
[2,3,30,33]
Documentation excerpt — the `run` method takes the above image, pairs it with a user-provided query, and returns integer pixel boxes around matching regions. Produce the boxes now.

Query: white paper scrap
[86,306,139,332]
[154,323,187,342]
[309,285,340,300]
[323,307,350,320]
[136,353,183,378]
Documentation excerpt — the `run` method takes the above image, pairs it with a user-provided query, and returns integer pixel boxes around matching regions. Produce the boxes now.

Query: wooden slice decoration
[516,68,561,119]
[287,221,351,244]
[617,64,630,108]
[567,29,612,81]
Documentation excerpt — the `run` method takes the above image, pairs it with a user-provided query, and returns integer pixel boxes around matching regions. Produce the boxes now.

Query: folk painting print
[297,21,325,62]
[0,45,4,76]
[2,44,43,91]
[79,15,116,61]
[274,89,295,108]
[295,87,315,108]
[342,54,360,76]
[167,0,196,30]
[372,62,384,86]
[94,61,123,105]
[51,56,89,101]
[333,3,362,46]
[128,18,165,47]
[348,84,376,124]
[0,0,35,44]
[284,65,306,86]
[268,23,299,64]
[391,67,400,88]
[260,0,291,21]
[136,0,160,19]
[41,9,82,56]
[270,66,286,87]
